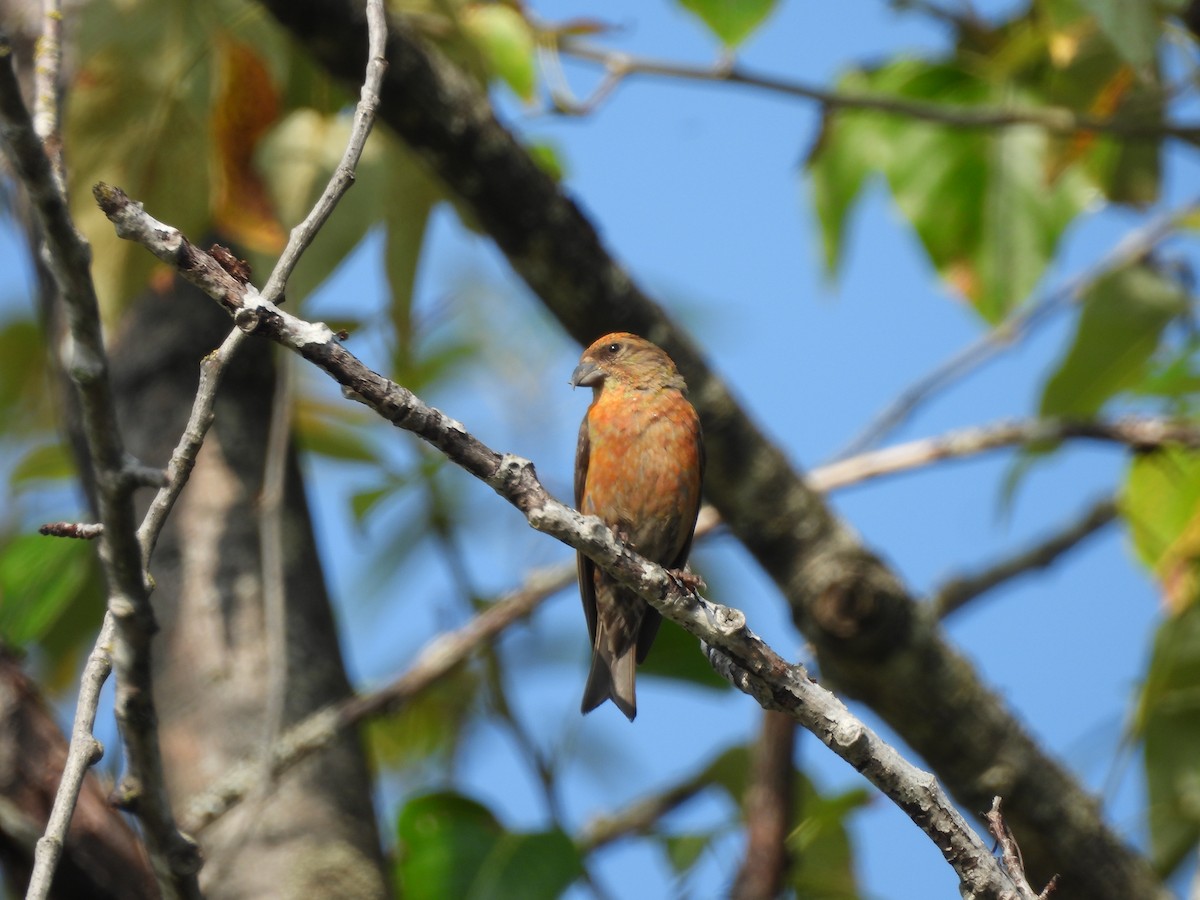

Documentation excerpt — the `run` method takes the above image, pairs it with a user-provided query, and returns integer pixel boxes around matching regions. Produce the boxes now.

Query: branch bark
[245,4,1167,897]
[556,40,1198,141]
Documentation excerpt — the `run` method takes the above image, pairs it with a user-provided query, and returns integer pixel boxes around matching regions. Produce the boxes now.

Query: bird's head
[571,332,687,394]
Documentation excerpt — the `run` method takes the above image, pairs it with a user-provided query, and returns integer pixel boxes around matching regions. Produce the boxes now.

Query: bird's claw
[667,568,706,594]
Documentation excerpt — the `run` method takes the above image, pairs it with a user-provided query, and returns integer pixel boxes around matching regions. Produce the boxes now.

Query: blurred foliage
[1040,263,1189,417]
[808,0,1168,322]
[395,791,584,898]
[677,0,779,47]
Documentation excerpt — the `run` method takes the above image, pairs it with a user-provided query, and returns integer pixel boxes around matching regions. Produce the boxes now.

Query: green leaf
[699,744,753,800]
[638,615,732,691]
[0,317,53,432]
[471,829,583,899]
[1040,264,1186,417]
[0,534,100,648]
[526,140,567,183]
[806,59,1094,322]
[10,441,76,488]
[1137,602,1200,875]
[462,4,538,102]
[676,0,778,47]
[787,775,868,898]
[1076,0,1159,73]
[397,793,503,900]
[367,664,479,772]
[662,832,716,874]
[806,91,883,276]
[293,393,379,464]
[1121,448,1200,613]
[395,792,583,899]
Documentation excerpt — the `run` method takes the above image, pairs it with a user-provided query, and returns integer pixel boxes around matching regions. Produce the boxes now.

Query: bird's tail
[581,634,637,721]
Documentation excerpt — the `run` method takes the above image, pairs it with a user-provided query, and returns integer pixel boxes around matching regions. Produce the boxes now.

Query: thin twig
[136,327,247,563]
[834,198,1200,458]
[259,350,294,753]
[38,521,104,539]
[810,417,1200,492]
[26,618,114,900]
[933,497,1118,619]
[31,0,63,186]
[986,797,1058,898]
[99,189,1030,900]
[578,771,713,851]
[555,40,1199,141]
[0,37,201,900]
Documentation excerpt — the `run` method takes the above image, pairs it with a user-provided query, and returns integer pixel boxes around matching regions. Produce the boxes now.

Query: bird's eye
[607,342,621,354]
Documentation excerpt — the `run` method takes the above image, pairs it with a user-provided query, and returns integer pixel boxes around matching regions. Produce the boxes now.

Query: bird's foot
[667,568,706,594]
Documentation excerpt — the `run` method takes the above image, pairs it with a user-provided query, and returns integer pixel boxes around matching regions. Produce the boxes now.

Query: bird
[571,332,704,720]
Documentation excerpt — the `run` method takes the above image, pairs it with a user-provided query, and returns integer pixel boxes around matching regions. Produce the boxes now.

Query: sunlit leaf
[787,775,868,898]
[0,534,100,648]
[1040,264,1186,417]
[462,4,538,102]
[1039,3,1163,206]
[293,393,380,463]
[256,112,440,311]
[1123,448,1200,612]
[526,140,567,183]
[676,0,778,47]
[1075,0,1159,73]
[807,92,881,276]
[11,441,76,488]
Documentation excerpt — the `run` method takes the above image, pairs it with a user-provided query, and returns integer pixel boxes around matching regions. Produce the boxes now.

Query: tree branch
[0,36,201,900]
[811,417,1200,492]
[97,189,1037,900]
[731,711,795,900]
[578,771,712,852]
[554,41,1199,141]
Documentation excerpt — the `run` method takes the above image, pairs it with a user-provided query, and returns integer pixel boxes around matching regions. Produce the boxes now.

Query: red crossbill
[571,332,704,720]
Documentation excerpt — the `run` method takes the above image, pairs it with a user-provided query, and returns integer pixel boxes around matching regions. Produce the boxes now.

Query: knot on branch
[168,832,204,877]
[234,305,266,334]
[710,603,745,635]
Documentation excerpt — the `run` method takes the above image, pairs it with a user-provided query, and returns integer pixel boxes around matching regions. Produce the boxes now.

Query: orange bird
[571,333,704,720]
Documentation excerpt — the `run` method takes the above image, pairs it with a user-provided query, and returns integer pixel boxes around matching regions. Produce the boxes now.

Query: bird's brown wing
[575,414,598,646]
[636,411,705,664]
[669,422,706,572]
